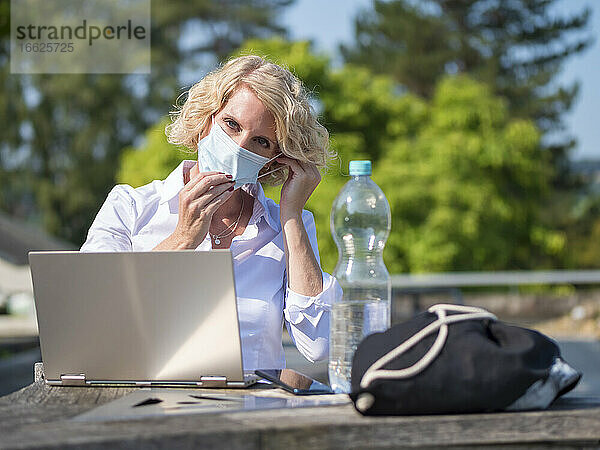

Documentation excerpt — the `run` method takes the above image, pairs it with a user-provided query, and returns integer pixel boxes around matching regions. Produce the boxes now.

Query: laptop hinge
[60,373,87,386]
[200,376,227,387]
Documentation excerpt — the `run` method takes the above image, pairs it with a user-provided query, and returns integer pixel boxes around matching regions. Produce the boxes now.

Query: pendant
[214,237,220,244]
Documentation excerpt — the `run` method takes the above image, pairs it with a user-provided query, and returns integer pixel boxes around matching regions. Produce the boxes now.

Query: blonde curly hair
[165,55,335,185]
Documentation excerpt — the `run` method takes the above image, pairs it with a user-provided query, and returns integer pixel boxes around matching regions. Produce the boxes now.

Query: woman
[81,55,342,370]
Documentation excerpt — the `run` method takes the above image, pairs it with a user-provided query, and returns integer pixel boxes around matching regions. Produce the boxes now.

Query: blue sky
[281,0,600,161]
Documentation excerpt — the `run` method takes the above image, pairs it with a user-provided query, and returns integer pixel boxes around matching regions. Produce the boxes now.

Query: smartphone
[255,369,334,395]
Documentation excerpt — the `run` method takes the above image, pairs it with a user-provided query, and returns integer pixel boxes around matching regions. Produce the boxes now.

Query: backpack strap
[359,304,497,390]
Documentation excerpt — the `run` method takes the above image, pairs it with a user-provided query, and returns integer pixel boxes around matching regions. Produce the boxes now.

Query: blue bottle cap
[349,160,372,176]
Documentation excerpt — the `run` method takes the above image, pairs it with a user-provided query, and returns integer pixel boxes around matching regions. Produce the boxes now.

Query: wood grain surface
[0,375,599,450]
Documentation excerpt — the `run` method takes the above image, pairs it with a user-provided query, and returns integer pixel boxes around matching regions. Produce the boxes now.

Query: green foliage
[557,191,600,269]
[119,37,562,274]
[341,0,592,182]
[376,76,562,272]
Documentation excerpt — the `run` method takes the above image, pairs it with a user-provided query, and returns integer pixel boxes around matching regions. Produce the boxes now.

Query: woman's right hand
[154,163,235,250]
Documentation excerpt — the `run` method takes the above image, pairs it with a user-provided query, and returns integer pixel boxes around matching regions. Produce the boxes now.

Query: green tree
[376,76,563,272]
[552,187,600,269]
[341,0,592,178]
[0,0,293,245]
[119,38,562,273]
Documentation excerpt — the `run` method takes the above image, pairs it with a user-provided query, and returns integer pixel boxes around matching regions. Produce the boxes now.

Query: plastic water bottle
[328,160,392,394]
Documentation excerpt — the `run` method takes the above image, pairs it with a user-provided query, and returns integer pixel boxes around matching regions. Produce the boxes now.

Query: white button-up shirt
[80,160,342,370]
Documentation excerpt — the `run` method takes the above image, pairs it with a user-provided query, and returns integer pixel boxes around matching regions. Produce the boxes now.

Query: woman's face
[210,85,280,159]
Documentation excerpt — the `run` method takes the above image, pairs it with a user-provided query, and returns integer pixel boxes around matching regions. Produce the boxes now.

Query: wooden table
[0,365,599,449]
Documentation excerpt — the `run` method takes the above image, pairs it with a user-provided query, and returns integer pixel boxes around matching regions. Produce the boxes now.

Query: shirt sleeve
[80,185,136,252]
[283,210,343,363]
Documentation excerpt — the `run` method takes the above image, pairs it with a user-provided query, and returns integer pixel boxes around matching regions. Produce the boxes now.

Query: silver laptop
[28,250,259,388]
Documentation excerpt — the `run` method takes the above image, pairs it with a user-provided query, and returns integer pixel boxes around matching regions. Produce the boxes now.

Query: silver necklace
[210,195,245,245]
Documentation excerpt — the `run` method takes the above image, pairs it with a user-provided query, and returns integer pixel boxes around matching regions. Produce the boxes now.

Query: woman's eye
[257,137,270,148]
[224,119,238,130]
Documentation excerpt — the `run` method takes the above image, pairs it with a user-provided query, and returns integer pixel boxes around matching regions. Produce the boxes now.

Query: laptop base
[41,365,260,388]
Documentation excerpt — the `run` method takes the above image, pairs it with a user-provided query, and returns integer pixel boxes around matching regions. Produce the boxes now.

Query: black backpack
[350,304,581,415]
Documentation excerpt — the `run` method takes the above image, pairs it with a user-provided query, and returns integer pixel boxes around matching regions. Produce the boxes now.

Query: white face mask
[197,117,282,189]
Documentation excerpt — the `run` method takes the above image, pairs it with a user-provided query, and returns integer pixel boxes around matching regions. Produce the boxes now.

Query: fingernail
[226,174,233,179]
[228,186,234,191]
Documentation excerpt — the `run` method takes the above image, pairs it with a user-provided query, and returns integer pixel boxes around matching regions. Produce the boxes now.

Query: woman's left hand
[277,156,321,219]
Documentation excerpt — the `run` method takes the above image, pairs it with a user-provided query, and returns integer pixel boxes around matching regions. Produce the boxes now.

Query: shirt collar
[159,160,195,205]
[159,160,281,232]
